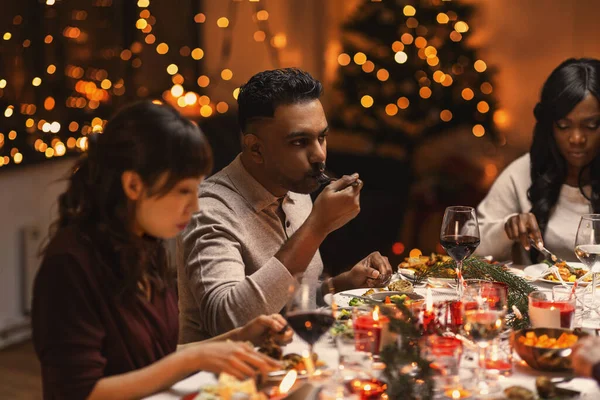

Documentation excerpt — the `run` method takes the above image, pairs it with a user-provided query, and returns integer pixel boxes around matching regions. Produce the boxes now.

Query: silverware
[316,171,360,188]
[529,238,571,270]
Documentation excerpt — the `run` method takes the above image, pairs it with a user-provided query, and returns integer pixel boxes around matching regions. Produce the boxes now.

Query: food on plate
[517,331,578,349]
[282,352,326,371]
[384,294,416,305]
[504,386,535,400]
[398,253,456,278]
[363,289,376,296]
[257,336,283,360]
[387,279,413,292]
[348,297,366,307]
[195,372,267,400]
[544,261,590,282]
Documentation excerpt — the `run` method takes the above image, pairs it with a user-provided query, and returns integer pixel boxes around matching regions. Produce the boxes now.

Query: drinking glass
[575,214,600,319]
[440,206,480,297]
[285,280,335,374]
[461,282,506,396]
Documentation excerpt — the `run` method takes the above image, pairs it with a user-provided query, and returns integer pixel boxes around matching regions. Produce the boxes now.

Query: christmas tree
[331,0,497,152]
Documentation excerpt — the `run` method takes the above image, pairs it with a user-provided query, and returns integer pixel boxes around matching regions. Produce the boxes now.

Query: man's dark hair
[237,68,323,133]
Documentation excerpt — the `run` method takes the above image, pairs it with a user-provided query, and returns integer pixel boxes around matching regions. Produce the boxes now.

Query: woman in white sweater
[476,58,600,264]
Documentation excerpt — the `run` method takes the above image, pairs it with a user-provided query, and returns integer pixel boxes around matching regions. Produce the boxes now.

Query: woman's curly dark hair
[529,58,600,260]
[46,101,212,298]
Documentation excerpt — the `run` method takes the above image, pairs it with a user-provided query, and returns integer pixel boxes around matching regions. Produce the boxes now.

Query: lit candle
[268,369,297,399]
[349,378,387,400]
[443,388,472,399]
[353,306,390,355]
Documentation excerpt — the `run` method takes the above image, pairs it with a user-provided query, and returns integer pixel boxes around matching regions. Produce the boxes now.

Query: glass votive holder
[529,290,575,329]
[481,329,512,377]
[420,334,463,393]
[553,286,586,328]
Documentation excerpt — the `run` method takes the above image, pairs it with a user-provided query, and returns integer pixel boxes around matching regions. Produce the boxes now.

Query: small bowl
[513,327,588,372]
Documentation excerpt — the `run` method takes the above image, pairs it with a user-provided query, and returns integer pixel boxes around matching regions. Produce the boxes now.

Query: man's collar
[227,155,299,212]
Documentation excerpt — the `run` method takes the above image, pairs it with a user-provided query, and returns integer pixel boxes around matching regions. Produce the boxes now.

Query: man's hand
[504,213,543,251]
[571,336,600,378]
[332,251,394,292]
[306,173,363,237]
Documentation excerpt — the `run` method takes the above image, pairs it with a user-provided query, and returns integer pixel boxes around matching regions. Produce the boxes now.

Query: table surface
[147,268,600,399]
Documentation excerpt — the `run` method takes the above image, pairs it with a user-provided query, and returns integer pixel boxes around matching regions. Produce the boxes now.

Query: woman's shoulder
[503,153,531,175]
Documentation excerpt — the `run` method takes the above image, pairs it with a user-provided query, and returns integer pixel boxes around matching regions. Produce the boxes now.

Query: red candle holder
[353,307,390,355]
[347,378,387,400]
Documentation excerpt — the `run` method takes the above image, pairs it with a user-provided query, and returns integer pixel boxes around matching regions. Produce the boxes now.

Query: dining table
[147,266,600,400]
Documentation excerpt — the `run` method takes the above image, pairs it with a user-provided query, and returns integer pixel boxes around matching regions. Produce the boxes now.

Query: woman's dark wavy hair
[529,58,600,260]
[237,68,323,133]
[46,101,212,298]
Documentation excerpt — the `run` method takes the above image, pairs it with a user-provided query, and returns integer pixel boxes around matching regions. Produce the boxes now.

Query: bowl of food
[513,328,587,372]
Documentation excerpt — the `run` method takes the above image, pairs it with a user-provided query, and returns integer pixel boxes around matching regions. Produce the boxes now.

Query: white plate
[324,288,386,308]
[523,262,588,285]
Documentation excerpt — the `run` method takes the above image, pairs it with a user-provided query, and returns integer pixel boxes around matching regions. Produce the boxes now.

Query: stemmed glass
[574,214,600,317]
[440,206,481,296]
[284,279,335,376]
[461,282,507,396]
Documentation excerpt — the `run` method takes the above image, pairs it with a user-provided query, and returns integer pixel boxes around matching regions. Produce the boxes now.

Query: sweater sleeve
[181,203,296,337]
[475,160,524,261]
[32,254,107,400]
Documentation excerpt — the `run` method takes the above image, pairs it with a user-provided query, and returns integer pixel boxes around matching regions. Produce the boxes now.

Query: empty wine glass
[440,206,481,296]
[574,214,600,320]
[461,282,507,396]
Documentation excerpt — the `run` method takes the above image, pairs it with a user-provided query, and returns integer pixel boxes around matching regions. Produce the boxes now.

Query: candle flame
[278,369,297,394]
[373,305,380,321]
[426,287,433,312]
[364,384,372,391]
[452,389,461,399]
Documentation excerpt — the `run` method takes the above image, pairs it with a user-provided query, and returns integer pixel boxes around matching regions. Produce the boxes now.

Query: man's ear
[121,170,144,201]
[242,133,264,164]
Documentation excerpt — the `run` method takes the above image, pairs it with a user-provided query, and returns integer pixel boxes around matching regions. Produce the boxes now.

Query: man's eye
[587,122,600,130]
[291,139,306,146]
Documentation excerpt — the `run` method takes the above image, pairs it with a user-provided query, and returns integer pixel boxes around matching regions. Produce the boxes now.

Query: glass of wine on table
[284,279,335,377]
[440,206,481,297]
[574,214,600,320]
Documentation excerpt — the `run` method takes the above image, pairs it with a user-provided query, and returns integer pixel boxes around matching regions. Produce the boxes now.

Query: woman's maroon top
[32,226,179,399]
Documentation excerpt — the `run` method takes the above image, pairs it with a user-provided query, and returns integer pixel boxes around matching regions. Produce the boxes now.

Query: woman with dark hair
[32,101,285,400]
[476,58,600,264]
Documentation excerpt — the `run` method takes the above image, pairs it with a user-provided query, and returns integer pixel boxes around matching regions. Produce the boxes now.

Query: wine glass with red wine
[440,206,480,296]
[285,280,335,375]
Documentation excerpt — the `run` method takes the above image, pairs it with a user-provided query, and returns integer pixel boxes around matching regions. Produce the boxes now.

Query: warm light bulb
[221,69,233,81]
[440,110,453,122]
[360,95,374,108]
[472,124,485,137]
[338,53,351,66]
[353,52,367,65]
[32,77,42,86]
[397,97,410,109]
[170,84,184,98]
[217,17,230,28]
[394,51,408,64]
[403,5,416,16]
[474,60,487,72]
[191,48,204,60]
[166,64,178,75]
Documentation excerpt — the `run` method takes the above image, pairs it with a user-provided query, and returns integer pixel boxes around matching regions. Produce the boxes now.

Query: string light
[361,95,374,108]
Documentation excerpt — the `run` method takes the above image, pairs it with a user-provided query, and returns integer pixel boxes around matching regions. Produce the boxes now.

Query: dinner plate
[324,288,384,308]
[523,262,588,285]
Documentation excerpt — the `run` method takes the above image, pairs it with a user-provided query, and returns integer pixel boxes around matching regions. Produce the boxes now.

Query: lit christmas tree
[331,0,497,153]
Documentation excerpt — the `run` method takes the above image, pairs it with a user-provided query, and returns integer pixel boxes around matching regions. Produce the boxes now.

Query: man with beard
[177,68,393,341]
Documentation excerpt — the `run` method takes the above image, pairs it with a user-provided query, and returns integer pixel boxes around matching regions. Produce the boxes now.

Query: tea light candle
[444,388,472,399]
[268,369,297,400]
[354,306,390,354]
[349,378,387,400]
[529,301,566,328]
